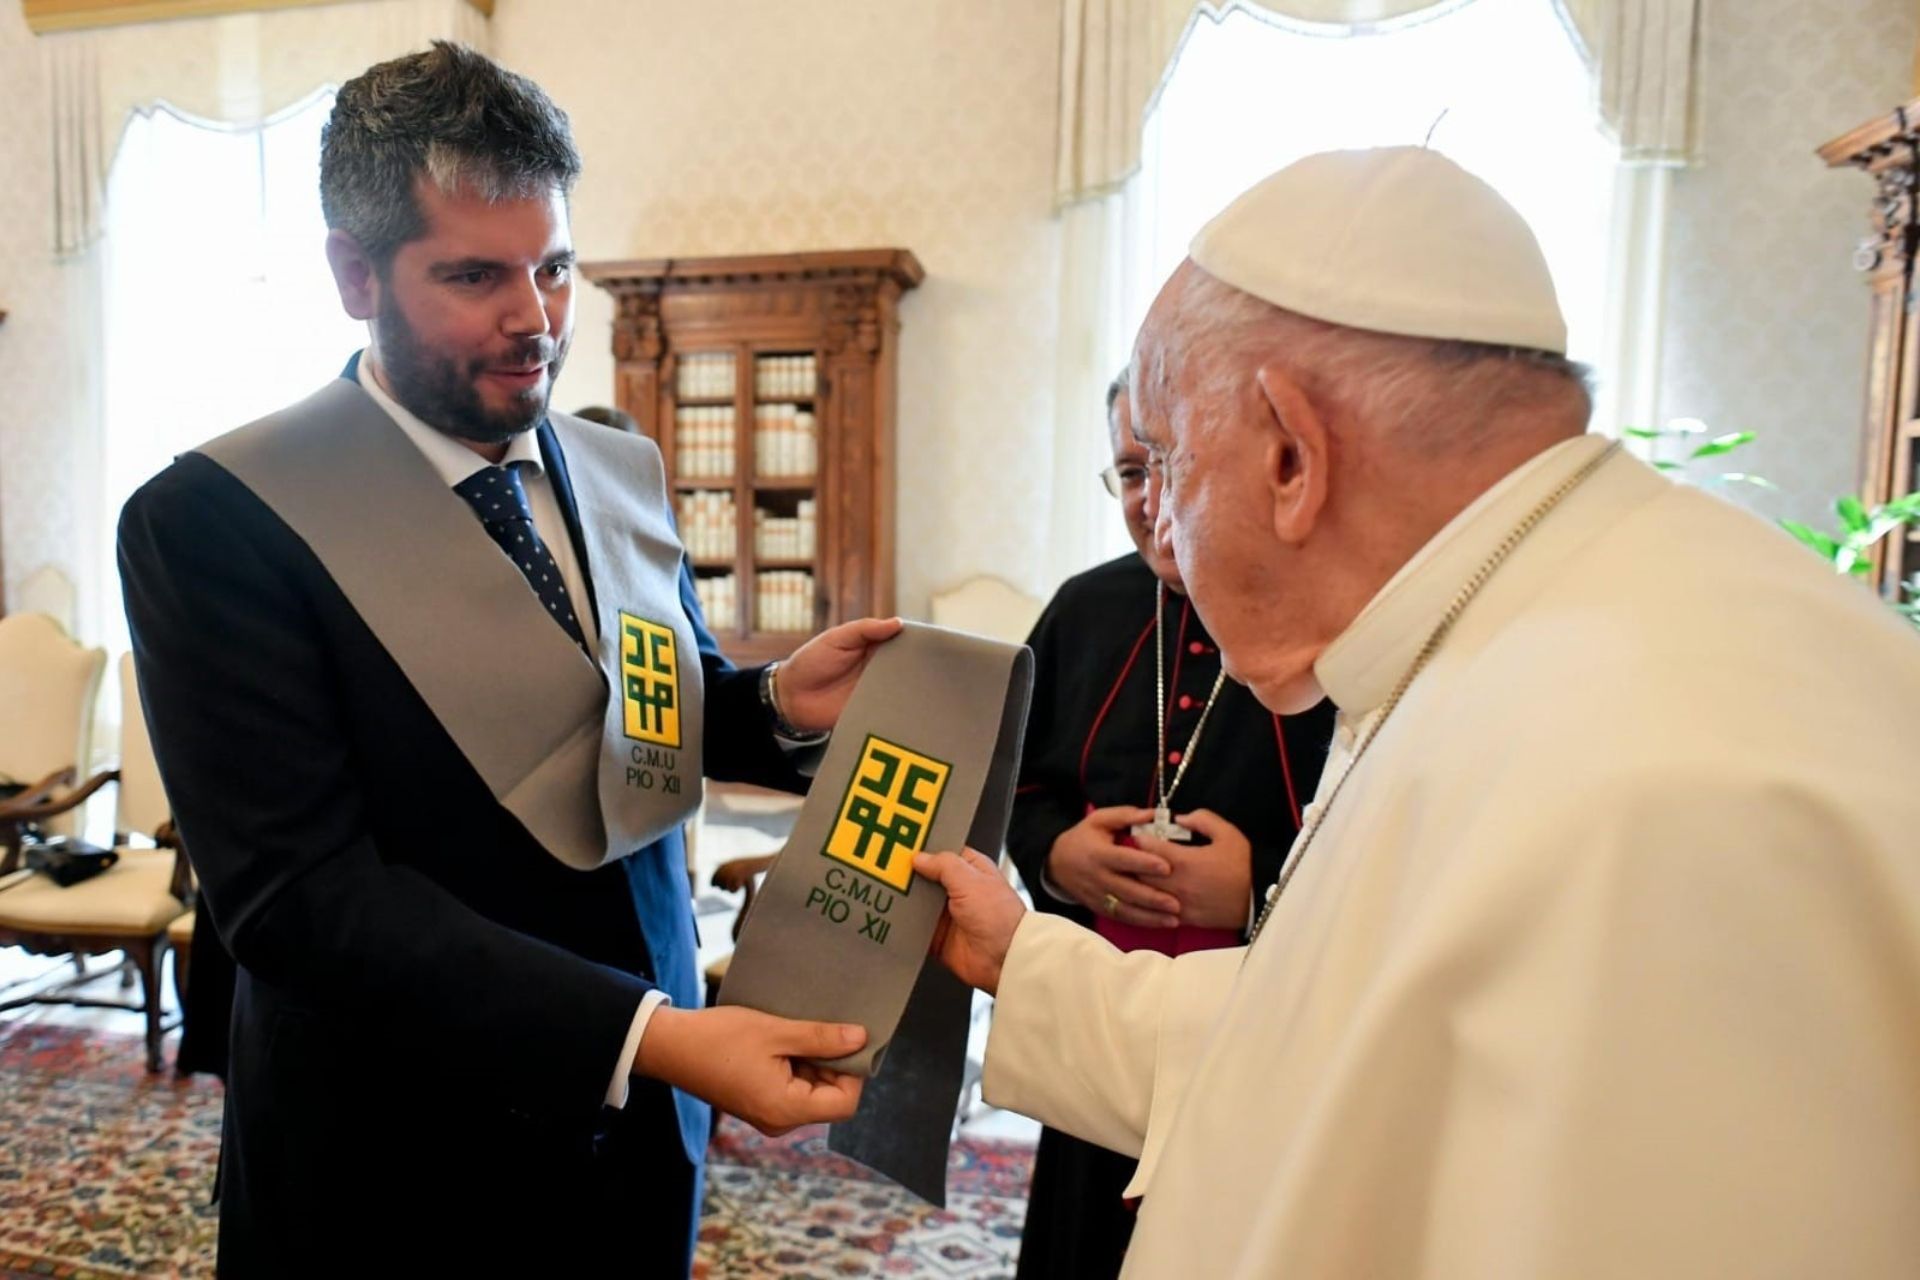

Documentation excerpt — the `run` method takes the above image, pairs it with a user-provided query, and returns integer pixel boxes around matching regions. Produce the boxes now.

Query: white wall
[0,3,91,620]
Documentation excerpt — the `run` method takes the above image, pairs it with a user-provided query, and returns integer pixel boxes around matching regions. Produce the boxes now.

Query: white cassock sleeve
[980,912,1245,1159]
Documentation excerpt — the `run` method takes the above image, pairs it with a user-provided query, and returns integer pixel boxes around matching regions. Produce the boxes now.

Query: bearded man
[120,43,885,1277]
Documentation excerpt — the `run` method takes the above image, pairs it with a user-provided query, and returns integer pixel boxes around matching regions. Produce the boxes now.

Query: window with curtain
[1094,0,1616,560]
[99,90,364,652]
[1136,0,1613,345]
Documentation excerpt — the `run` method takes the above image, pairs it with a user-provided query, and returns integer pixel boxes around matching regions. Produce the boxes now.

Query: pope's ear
[1253,363,1329,546]
[325,229,381,322]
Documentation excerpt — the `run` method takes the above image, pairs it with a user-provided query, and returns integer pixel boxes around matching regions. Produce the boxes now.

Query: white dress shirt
[356,354,665,1109]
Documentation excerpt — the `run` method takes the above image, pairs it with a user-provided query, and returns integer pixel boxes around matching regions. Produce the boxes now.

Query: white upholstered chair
[928,574,1045,646]
[0,652,190,1072]
[14,565,77,640]
[0,611,105,841]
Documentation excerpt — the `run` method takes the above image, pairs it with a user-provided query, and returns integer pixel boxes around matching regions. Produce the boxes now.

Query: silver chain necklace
[1142,578,1229,842]
[1248,441,1622,945]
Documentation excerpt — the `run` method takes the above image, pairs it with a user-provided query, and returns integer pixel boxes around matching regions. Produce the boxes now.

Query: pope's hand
[632,1005,867,1136]
[1135,808,1255,931]
[914,847,1027,996]
[1046,805,1181,928]
[774,617,905,733]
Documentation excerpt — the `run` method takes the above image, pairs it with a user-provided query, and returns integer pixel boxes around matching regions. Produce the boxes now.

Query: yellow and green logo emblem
[619,612,681,748]
[823,734,951,892]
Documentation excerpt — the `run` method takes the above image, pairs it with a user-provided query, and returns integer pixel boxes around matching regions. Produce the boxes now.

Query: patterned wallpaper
[1657,0,1918,529]
[0,2,88,618]
[491,0,1065,618]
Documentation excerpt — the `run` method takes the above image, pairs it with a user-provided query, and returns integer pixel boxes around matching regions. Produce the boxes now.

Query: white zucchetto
[1189,146,1568,355]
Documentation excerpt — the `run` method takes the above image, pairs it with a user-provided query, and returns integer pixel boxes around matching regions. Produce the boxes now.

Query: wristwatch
[760,662,828,744]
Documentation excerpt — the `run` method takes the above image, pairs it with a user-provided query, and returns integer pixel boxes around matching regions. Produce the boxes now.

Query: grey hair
[320,41,581,270]
[1105,367,1130,416]
[1155,268,1593,449]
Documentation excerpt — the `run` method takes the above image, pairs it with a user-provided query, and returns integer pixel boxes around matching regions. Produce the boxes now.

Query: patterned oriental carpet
[0,1022,1030,1279]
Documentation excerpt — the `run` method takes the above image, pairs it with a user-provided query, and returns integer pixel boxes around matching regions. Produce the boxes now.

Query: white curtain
[1054,0,1699,207]
[36,0,487,806]
[1048,188,1156,576]
[1046,0,1686,589]
[44,0,489,256]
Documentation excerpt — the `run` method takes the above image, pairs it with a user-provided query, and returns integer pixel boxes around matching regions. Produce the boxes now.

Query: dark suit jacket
[118,378,802,1276]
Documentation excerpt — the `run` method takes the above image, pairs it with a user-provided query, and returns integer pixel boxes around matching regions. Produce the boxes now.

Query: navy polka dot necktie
[453,463,588,652]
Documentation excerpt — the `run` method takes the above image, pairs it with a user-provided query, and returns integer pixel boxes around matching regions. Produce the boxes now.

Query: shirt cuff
[774,731,828,777]
[605,988,672,1109]
[1038,856,1079,906]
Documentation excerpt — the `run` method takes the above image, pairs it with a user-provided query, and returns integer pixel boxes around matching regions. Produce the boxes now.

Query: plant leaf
[1779,520,1841,560]
[1836,495,1870,534]
[1688,432,1756,461]
[1716,472,1777,490]
[1621,427,1662,440]
[1651,460,1682,472]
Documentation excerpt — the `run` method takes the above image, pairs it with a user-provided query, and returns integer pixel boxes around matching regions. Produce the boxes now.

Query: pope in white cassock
[915,146,1920,1279]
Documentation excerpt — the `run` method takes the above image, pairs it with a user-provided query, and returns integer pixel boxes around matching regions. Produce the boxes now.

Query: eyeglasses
[1099,463,1149,498]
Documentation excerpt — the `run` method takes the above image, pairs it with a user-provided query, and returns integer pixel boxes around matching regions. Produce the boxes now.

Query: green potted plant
[1623,419,1920,631]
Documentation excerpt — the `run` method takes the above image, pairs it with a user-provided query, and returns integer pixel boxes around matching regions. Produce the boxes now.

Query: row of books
[753,501,818,560]
[673,352,817,401]
[676,490,737,561]
[690,571,816,633]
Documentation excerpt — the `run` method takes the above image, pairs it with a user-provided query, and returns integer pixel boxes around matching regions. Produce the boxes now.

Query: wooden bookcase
[581,249,922,664]
[1821,102,1920,601]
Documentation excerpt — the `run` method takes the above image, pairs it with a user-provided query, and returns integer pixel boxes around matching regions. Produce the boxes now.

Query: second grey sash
[718,622,1032,1202]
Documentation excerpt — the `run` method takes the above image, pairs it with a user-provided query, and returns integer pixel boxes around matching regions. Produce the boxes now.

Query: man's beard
[374,297,569,445]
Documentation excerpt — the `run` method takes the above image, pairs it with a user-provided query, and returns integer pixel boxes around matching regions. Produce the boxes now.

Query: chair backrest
[928,575,1045,646]
[116,653,170,839]
[14,566,77,638]
[0,613,106,836]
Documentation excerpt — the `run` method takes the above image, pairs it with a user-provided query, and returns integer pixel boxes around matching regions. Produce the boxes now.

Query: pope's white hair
[1146,267,1592,451]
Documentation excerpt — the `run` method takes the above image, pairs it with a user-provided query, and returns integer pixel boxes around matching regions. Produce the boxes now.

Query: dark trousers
[214,985,702,1277]
[1017,1123,1138,1280]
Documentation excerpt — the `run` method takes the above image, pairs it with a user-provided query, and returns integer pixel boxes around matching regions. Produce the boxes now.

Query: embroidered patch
[619,612,682,748]
[822,735,951,893]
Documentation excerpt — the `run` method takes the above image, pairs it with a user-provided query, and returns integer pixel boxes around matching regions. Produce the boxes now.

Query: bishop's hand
[1046,806,1181,928]
[1135,808,1255,932]
[914,847,1027,996]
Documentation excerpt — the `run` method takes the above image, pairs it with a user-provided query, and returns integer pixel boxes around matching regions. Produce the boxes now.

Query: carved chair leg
[172,936,191,1013]
[73,954,87,977]
[128,939,165,1073]
[120,956,137,990]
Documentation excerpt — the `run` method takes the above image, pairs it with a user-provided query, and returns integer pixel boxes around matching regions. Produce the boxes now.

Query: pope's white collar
[1313,434,1610,716]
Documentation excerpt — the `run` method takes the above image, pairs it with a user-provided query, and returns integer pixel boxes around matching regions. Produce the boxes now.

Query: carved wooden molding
[24,0,490,34]
[582,249,923,298]
[610,288,663,363]
[1820,99,1920,279]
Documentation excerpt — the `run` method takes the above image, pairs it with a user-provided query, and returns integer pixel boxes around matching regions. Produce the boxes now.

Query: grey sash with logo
[194,379,703,869]
[718,623,1033,1203]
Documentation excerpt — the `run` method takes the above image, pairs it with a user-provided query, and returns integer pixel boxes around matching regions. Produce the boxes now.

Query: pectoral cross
[1131,805,1193,844]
